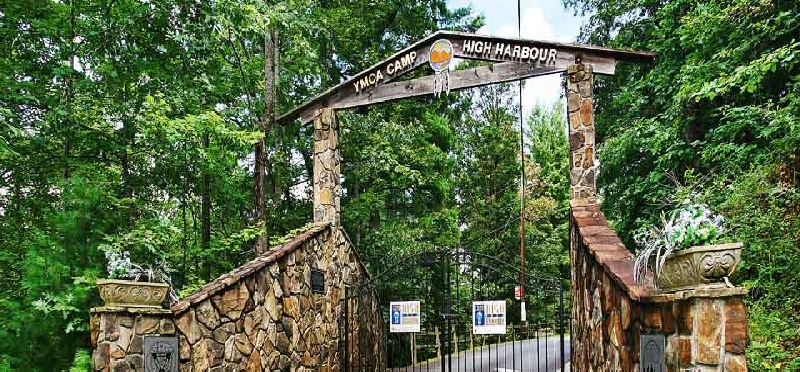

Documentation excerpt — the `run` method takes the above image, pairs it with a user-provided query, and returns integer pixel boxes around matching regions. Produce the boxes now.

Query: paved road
[392,336,570,372]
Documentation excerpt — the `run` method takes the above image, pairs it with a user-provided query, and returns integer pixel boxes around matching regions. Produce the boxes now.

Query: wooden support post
[411,333,417,365]
[435,325,441,360]
[566,63,597,201]
[453,327,458,355]
[312,108,341,225]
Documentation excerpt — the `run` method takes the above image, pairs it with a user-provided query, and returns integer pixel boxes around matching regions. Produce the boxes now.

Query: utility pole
[517,0,527,324]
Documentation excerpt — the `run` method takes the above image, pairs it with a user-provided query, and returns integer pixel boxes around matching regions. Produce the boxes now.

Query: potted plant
[633,202,743,291]
[97,251,178,308]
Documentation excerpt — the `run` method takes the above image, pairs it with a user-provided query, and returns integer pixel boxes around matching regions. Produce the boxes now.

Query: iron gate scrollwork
[340,249,571,372]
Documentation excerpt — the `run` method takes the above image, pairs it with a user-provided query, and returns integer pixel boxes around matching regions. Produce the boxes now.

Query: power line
[460,214,521,249]
[517,0,528,302]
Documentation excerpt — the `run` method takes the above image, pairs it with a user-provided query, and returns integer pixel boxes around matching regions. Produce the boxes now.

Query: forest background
[0,0,798,370]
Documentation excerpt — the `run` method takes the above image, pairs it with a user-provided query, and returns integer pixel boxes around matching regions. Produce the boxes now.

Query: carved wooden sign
[281,30,654,123]
[352,50,419,94]
[457,38,559,67]
[347,33,613,97]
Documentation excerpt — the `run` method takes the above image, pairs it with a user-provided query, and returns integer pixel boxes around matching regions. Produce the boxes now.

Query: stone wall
[90,223,385,371]
[565,61,748,371]
[570,202,749,371]
[90,307,175,371]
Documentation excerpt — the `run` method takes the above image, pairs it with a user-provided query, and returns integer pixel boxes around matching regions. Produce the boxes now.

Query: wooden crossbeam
[330,62,560,116]
[281,30,655,123]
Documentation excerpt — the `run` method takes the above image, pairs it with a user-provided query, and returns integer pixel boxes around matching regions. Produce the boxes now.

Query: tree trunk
[119,85,135,223]
[64,0,75,181]
[181,139,188,287]
[201,130,211,280]
[355,184,360,248]
[254,128,267,254]
[120,116,133,218]
[270,30,281,206]
[255,28,278,255]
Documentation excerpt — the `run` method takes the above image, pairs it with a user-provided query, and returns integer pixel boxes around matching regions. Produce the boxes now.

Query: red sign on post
[514,285,524,300]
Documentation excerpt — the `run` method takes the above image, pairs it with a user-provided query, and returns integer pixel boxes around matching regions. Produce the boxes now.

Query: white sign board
[389,301,421,333]
[472,300,506,334]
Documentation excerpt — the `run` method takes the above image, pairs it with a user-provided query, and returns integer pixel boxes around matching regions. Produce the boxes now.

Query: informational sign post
[472,300,506,334]
[389,301,421,333]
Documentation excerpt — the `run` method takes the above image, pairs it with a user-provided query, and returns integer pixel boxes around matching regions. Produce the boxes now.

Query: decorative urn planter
[655,242,743,291]
[97,279,169,308]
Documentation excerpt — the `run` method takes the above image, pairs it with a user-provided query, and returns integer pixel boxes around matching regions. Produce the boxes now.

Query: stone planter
[97,279,169,308]
[655,242,743,291]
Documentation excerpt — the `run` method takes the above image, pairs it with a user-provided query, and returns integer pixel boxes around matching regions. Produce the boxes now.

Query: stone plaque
[311,269,325,293]
[640,334,666,372]
[144,336,178,372]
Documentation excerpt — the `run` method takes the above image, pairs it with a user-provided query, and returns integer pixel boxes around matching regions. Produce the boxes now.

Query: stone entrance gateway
[91,29,751,371]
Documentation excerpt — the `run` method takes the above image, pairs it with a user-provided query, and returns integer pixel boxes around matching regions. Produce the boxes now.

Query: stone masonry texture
[570,202,749,371]
[90,307,174,371]
[91,107,384,371]
[91,223,385,371]
[567,63,597,201]
[313,108,341,226]
[566,62,749,371]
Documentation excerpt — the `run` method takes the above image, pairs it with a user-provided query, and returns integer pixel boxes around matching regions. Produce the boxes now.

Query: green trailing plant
[103,251,179,303]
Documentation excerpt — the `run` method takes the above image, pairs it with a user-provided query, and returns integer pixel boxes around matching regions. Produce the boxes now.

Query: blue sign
[474,309,485,325]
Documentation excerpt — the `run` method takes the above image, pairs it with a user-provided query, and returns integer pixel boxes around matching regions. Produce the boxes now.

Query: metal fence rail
[341,249,571,372]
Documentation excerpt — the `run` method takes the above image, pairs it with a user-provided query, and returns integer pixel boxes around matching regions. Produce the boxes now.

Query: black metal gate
[341,249,570,372]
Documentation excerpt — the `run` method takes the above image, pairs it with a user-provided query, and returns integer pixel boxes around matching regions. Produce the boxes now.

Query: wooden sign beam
[281,30,654,123]
[313,62,560,120]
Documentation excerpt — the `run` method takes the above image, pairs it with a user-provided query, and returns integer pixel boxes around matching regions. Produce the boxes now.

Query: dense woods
[1,0,798,370]
[565,0,800,369]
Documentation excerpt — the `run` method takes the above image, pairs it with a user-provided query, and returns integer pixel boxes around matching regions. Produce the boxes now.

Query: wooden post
[435,326,441,360]
[453,326,458,355]
[312,108,341,225]
[411,333,417,365]
[566,63,597,201]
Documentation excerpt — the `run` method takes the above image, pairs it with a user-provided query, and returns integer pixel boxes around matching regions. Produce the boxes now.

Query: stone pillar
[90,306,176,371]
[570,206,751,371]
[566,63,597,201]
[313,108,341,225]
[665,288,749,371]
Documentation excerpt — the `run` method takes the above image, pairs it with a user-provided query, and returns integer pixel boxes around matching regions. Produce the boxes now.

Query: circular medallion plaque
[428,39,453,72]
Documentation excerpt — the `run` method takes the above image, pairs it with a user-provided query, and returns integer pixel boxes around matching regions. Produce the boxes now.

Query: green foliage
[526,100,571,276]
[20,0,800,368]
[566,0,800,367]
[68,349,92,372]
[0,0,483,369]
